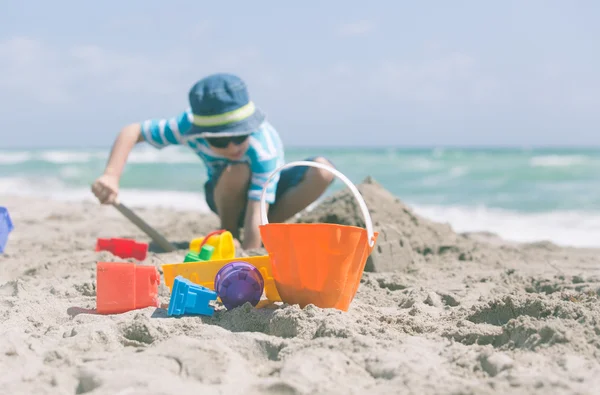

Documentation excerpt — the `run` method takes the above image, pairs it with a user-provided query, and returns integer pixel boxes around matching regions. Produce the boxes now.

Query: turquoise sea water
[1,146,599,247]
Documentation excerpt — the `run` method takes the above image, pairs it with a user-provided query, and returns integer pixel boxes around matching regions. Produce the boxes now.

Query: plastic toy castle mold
[96,262,160,315]
[0,206,14,253]
[168,276,218,317]
[161,255,281,303]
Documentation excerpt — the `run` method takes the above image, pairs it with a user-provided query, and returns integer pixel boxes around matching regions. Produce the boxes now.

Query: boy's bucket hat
[187,73,266,137]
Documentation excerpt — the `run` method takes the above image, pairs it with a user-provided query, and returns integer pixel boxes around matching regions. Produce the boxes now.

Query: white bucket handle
[259,160,375,247]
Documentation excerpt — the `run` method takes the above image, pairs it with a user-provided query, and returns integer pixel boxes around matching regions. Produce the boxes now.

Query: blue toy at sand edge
[167,275,218,317]
[0,207,14,253]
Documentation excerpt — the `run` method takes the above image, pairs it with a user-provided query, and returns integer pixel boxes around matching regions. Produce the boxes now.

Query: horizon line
[2,143,600,151]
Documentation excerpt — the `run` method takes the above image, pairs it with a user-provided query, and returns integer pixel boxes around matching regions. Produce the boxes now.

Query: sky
[0,1,599,148]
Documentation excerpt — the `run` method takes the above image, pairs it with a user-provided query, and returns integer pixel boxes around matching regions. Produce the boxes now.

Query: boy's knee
[312,157,335,185]
[214,163,251,201]
[221,163,251,186]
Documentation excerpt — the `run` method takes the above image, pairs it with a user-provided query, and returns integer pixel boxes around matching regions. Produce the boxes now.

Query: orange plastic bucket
[258,161,378,311]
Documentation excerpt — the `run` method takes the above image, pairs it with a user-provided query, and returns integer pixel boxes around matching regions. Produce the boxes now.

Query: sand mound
[296,177,481,272]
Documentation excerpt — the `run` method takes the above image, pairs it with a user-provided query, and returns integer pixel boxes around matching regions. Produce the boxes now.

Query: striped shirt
[140,108,285,204]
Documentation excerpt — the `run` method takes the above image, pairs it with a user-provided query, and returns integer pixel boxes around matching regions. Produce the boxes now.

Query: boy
[91,73,335,250]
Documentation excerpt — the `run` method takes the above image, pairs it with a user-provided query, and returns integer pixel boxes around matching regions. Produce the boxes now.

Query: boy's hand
[91,174,120,204]
[90,122,142,205]
[233,238,242,249]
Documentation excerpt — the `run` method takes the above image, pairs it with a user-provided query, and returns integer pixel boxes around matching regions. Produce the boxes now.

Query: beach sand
[1,179,600,395]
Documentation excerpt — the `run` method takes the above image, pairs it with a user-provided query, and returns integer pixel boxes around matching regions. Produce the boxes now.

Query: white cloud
[108,15,213,40]
[0,36,196,105]
[366,52,501,104]
[211,47,262,71]
[187,21,215,40]
[0,36,493,113]
[278,52,501,114]
[0,36,281,109]
[0,36,501,126]
[336,20,374,37]
[0,37,73,104]
[68,44,190,96]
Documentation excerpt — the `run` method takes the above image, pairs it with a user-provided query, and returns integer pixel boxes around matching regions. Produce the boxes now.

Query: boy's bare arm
[91,123,143,204]
[242,199,267,250]
[104,123,144,178]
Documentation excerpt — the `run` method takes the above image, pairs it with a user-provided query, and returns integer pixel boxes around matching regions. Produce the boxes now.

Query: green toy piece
[184,244,215,262]
[199,244,214,260]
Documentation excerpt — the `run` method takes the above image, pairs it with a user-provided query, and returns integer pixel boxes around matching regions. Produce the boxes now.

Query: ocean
[1,146,599,248]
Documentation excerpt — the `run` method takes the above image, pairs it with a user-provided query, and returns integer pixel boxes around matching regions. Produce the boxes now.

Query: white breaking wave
[529,155,589,168]
[411,203,600,248]
[0,152,33,164]
[39,151,106,164]
[0,177,209,212]
[0,147,200,165]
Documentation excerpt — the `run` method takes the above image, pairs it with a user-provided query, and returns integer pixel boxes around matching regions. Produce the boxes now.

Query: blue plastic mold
[0,207,14,253]
[167,275,218,317]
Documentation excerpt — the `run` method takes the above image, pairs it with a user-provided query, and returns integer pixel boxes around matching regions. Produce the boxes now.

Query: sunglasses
[204,134,249,149]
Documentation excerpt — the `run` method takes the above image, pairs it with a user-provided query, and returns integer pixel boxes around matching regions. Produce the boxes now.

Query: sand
[1,179,600,395]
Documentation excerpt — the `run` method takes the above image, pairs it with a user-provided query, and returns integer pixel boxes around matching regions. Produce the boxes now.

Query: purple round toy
[214,261,264,310]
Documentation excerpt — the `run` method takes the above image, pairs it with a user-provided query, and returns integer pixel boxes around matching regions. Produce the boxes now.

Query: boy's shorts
[204,156,335,227]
